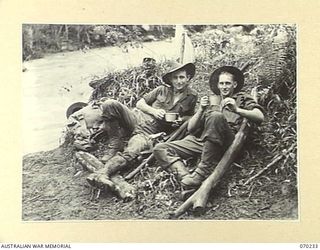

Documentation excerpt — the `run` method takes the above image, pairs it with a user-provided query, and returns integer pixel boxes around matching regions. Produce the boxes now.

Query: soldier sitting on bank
[86,61,198,187]
[153,66,265,189]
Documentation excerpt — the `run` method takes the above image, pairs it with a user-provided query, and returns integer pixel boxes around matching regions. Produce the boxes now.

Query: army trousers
[153,111,235,170]
[100,99,156,163]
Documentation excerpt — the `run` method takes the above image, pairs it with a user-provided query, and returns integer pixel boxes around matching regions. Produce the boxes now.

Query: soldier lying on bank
[153,66,265,189]
[65,101,104,151]
[86,61,198,188]
[65,57,160,153]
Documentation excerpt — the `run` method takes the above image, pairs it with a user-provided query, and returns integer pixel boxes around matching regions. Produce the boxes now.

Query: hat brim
[66,102,88,118]
[162,63,196,85]
[209,66,244,95]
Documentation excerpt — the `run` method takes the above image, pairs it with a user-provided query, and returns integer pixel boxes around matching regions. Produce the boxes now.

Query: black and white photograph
[22,24,297,221]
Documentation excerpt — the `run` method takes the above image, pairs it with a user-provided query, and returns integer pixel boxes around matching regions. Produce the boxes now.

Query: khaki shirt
[205,92,264,133]
[135,85,198,135]
[143,85,198,116]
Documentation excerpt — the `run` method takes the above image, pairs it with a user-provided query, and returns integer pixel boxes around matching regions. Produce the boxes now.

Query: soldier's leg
[153,135,203,180]
[87,133,152,187]
[100,99,137,135]
[100,120,125,162]
[181,112,235,188]
[120,133,152,163]
[99,99,138,162]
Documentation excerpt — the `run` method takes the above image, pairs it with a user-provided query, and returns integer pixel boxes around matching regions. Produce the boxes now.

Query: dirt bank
[22,146,298,220]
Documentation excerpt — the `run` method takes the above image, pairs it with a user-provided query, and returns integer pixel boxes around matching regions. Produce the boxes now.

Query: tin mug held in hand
[164,112,179,122]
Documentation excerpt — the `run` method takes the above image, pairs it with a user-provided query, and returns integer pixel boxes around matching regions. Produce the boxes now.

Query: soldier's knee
[101,99,120,109]
[206,112,225,124]
[100,99,124,119]
[207,111,224,119]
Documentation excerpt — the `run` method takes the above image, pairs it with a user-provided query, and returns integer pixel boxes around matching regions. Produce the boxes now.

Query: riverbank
[22,40,177,155]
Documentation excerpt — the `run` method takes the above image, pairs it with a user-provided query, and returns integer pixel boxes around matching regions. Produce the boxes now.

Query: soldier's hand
[153,108,166,120]
[221,97,238,113]
[200,96,210,111]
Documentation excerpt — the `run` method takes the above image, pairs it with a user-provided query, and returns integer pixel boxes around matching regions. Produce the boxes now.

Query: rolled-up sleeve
[238,93,265,114]
[142,86,163,105]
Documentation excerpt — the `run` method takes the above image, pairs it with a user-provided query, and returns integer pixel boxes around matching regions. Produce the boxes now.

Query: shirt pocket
[178,99,194,115]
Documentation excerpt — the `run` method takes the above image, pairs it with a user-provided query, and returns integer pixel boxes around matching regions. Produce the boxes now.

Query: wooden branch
[243,155,283,186]
[124,153,154,180]
[243,143,296,186]
[76,151,136,200]
[75,151,101,172]
[170,119,250,218]
[110,175,136,201]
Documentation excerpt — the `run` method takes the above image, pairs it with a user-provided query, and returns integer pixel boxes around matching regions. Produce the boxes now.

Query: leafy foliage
[87,60,169,107]
[22,24,175,60]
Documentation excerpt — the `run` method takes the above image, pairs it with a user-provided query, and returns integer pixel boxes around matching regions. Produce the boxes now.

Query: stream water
[22,40,178,155]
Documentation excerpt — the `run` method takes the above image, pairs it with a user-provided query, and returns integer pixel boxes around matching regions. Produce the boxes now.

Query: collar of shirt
[166,86,197,110]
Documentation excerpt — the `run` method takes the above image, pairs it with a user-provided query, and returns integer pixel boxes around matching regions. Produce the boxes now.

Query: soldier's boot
[104,154,128,177]
[180,163,217,188]
[86,154,128,187]
[167,161,189,181]
[181,141,223,189]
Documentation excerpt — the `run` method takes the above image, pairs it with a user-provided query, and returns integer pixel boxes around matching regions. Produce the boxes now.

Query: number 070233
[300,244,318,248]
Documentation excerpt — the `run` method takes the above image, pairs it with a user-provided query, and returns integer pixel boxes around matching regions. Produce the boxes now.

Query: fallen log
[110,175,136,202]
[75,151,100,172]
[75,151,136,201]
[170,119,250,218]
